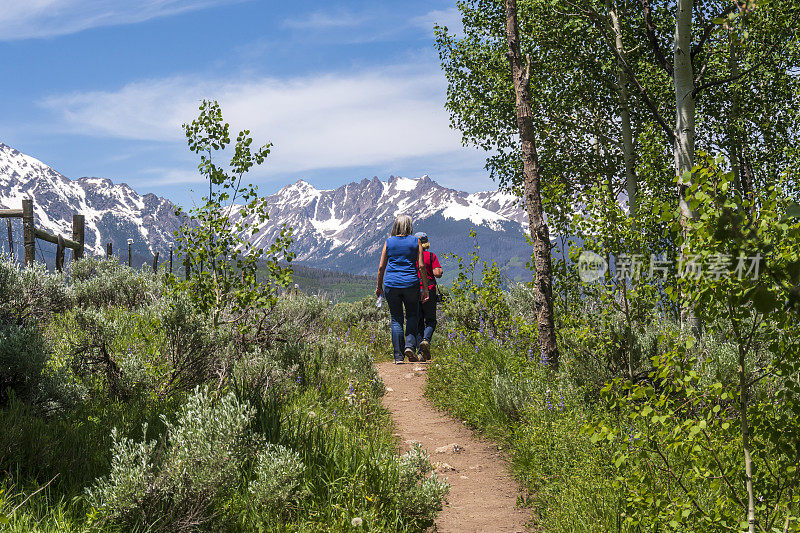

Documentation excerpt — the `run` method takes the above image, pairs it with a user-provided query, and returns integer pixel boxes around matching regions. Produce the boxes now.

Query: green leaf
[751,285,779,314]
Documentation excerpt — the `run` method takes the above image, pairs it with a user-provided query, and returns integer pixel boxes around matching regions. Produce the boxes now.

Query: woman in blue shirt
[376,215,430,363]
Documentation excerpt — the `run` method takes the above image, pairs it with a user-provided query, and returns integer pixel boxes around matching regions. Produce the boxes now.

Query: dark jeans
[384,285,420,358]
[417,294,437,345]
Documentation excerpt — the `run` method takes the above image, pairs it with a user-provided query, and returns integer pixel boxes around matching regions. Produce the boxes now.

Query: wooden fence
[1,199,173,274]
[0,199,83,271]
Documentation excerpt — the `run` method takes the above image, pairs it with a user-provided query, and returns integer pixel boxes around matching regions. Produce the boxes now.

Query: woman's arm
[418,240,429,302]
[376,242,388,297]
[432,253,443,277]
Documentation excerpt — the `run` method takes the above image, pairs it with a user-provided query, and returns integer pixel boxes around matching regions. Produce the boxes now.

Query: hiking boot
[394,354,404,364]
[404,347,418,362]
[419,340,431,361]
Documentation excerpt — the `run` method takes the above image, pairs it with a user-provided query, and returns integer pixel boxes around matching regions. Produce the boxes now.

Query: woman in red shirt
[414,232,443,361]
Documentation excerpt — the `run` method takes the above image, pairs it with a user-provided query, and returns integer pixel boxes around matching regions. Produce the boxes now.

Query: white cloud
[283,10,370,30]
[411,7,462,35]
[0,0,243,41]
[40,64,469,177]
[139,167,205,186]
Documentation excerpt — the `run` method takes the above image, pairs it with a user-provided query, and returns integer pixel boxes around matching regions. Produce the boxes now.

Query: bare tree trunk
[607,0,637,217]
[739,343,756,533]
[674,0,698,333]
[504,0,559,370]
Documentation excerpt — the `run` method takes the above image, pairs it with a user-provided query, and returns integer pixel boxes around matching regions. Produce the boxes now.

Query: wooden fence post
[106,242,113,258]
[22,199,34,266]
[72,214,84,261]
[56,235,65,272]
[169,244,173,274]
[6,219,13,260]
[127,239,133,267]
[152,251,159,273]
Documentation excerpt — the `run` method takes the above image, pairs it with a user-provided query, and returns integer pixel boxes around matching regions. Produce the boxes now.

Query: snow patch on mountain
[0,142,181,259]
[232,174,528,273]
[1,142,531,277]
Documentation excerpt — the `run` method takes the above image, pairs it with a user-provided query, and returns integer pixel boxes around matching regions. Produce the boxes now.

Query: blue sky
[0,0,492,206]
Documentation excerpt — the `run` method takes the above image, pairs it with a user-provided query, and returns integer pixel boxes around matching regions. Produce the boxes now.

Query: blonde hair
[391,215,413,236]
[421,241,430,250]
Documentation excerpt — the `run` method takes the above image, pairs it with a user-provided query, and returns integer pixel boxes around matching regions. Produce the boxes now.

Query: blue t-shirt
[383,235,419,288]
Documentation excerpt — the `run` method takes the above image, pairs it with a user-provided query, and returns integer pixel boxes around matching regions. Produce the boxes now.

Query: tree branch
[10,475,59,515]
[692,3,736,60]
[639,0,672,75]
[585,6,676,144]
[702,428,746,510]
[693,38,783,98]
[691,10,732,60]
[692,60,762,98]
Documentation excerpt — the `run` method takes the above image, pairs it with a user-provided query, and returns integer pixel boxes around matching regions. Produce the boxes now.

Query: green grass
[424,326,623,532]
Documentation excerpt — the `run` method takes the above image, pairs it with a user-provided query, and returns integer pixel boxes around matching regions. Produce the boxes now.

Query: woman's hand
[421,289,429,303]
[376,286,384,298]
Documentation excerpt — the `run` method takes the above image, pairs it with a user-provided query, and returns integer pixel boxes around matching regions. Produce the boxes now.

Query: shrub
[327,297,388,329]
[71,257,162,309]
[248,443,306,512]
[161,388,253,500]
[491,371,534,421]
[157,294,219,397]
[0,259,73,325]
[559,310,668,400]
[0,323,48,405]
[88,387,255,531]
[231,346,299,405]
[86,425,158,523]
[392,444,450,524]
[268,292,328,342]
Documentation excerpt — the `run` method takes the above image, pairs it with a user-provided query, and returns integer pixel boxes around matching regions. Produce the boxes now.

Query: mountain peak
[393,176,419,191]
[234,171,528,274]
[0,142,180,257]
[1,142,529,278]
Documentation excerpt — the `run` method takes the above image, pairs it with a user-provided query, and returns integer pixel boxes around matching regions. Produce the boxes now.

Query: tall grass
[425,324,623,531]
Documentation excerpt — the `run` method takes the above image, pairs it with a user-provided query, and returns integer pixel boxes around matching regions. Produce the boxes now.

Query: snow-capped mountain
[0,142,532,279]
[241,176,530,276]
[0,142,181,261]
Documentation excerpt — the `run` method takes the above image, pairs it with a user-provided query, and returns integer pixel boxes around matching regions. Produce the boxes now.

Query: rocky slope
[0,142,181,263]
[0,142,532,279]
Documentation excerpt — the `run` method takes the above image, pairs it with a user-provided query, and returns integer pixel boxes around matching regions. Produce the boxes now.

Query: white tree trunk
[674,0,699,335]
[674,0,695,202]
[607,0,636,217]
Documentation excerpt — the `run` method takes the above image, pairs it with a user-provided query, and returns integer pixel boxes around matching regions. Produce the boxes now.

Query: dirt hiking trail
[377,361,531,533]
